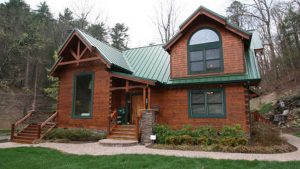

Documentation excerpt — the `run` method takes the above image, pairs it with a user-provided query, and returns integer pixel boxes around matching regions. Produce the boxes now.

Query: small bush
[192,126,217,138]
[155,125,175,144]
[259,102,273,115]
[251,122,284,146]
[195,136,209,146]
[220,124,245,139]
[176,125,193,136]
[45,128,106,142]
[165,135,193,145]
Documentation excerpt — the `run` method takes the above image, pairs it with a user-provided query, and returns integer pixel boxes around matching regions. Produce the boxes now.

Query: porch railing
[11,110,34,141]
[108,110,118,134]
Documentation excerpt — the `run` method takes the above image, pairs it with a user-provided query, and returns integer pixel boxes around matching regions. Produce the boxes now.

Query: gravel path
[1,134,300,161]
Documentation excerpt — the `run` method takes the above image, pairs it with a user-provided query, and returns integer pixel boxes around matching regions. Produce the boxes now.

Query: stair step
[108,134,137,140]
[14,136,37,140]
[110,132,136,136]
[17,133,38,137]
[21,130,38,134]
[112,128,136,132]
[116,125,136,128]
[12,139,33,144]
[23,128,39,131]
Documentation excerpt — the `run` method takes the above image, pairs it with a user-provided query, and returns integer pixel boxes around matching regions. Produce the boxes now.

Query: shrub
[195,136,209,146]
[192,126,217,138]
[220,124,245,139]
[154,125,174,144]
[220,137,248,147]
[180,135,193,145]
[45,128,106,142]
[251,122,284,146]
[165,135,194,145]
[176,125,193,136]
[259,102,273,115]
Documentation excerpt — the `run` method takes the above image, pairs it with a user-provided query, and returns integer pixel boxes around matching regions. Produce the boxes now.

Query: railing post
[10,124,15,141]
[37,125,41,139]
[108,116,111,135]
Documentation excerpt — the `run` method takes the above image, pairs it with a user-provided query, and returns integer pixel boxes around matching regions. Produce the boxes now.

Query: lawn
[0,147,300,169]
[294,131,300,137]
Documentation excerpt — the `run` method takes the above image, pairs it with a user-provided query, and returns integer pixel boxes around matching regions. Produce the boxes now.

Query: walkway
[1,134,300,161]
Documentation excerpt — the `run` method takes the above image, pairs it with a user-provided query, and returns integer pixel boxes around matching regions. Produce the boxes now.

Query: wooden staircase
[107,125,138,140]
[11,111,58,144]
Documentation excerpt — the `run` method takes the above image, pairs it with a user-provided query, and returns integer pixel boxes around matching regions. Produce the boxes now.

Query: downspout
[247,81,252,140]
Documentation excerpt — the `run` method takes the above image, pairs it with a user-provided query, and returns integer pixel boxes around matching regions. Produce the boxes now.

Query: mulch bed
[147,143,297,154]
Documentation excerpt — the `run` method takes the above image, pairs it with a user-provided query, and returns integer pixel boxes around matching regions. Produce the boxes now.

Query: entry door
[131,95,144,124]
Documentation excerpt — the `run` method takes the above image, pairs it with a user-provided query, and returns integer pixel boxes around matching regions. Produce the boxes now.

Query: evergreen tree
[87,22,108,43]
[110,23,129,50]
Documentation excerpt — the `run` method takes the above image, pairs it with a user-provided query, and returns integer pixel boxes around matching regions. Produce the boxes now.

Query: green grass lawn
[294,131,300,137]
[0,129,10,136]
[0,147,300,169]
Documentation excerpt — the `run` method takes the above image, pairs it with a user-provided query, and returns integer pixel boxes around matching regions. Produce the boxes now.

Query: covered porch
[108,72,156,141]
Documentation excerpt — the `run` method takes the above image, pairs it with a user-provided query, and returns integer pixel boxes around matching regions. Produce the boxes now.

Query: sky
[0,0,232,47]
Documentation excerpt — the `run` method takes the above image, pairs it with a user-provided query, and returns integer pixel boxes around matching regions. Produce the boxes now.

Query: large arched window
[188,28,223,74]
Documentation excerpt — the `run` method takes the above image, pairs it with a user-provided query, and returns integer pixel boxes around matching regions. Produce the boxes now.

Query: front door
[131,94,144,124]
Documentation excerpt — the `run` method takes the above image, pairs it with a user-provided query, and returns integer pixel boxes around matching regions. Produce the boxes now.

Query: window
[72,72,94,118]
[188,28,223,74]
[189,89,226,118]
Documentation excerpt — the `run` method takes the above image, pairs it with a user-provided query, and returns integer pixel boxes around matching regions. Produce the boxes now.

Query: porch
[108,72,156,141]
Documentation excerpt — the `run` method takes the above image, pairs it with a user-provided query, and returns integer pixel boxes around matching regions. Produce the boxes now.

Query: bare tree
[243,0,278,79]
[71,0,94,30]
[154,0,180,43]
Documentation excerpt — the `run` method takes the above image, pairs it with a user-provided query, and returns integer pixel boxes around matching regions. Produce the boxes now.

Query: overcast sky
[0,0,233,47]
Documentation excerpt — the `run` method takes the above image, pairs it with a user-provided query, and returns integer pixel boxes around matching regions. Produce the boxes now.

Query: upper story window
[188,28,223,74]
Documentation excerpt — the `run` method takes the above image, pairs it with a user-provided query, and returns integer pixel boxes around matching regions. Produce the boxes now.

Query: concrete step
[99,139,138,147]
[107,134,137,140]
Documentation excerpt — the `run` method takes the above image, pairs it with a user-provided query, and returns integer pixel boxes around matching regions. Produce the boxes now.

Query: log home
[48,6,262,141]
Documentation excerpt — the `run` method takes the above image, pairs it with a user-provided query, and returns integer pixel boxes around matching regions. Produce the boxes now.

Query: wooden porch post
[148,87,151,109]
[143,87,146,109]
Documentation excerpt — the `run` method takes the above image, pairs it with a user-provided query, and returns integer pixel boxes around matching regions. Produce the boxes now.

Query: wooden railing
[11,111,58,141]
[253,111,271,124]
[39,111,58,139]
[108,110,118,134]
[11,110,34,141]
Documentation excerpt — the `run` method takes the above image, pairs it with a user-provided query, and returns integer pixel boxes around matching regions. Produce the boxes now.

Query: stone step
[107,134,137,140]
[99,139,138,147]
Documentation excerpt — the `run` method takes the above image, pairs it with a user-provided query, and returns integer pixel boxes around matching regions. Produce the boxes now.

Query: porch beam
[58,57,101,66]
[110,85,146,91]
[110,73,155,86]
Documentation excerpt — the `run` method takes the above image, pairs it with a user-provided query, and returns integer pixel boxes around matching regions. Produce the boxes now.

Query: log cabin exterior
[49,6,262,140]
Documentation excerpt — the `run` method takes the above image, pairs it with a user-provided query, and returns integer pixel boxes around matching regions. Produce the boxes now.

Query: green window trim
[188,88,226,118]
[187,28,224,75]
[72,72,94,119]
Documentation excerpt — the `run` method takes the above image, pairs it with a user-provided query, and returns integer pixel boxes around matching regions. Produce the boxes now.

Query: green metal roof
[55,7,262,85]
[76,29,132,72]
[123,44,170,83]
[179,6,251,36]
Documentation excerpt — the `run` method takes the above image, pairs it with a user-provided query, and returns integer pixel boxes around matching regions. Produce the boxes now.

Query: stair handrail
[108,110,118,134]
[41,111,58,128]
[36,111,58,139]
[11,110,34,141]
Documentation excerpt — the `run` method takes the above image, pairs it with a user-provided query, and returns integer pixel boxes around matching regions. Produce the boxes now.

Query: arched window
[188,28,223,74]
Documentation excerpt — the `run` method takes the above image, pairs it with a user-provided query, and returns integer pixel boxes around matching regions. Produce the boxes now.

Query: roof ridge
[75,28,123,53]
[125,44,164,51]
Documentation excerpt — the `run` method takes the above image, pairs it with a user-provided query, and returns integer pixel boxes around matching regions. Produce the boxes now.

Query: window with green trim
[189,89,226,118]
[188,28,223,74]
[72,72,94,118]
